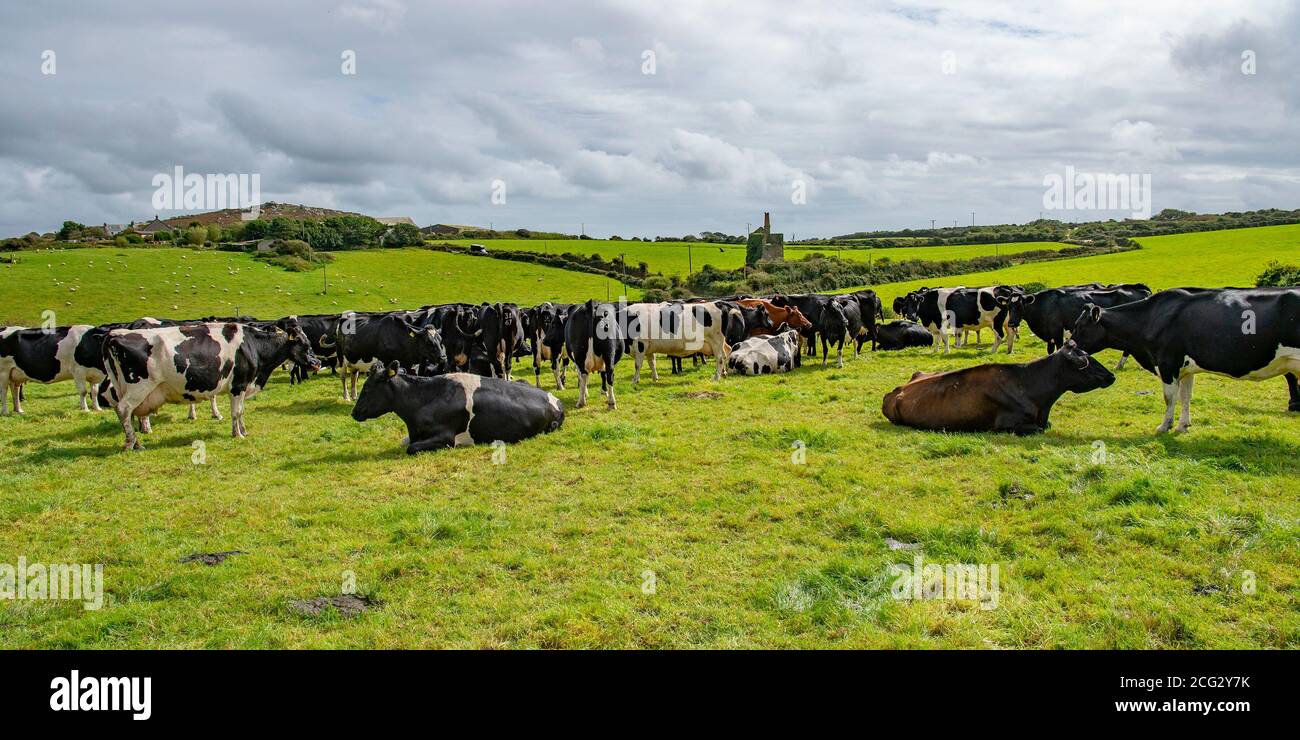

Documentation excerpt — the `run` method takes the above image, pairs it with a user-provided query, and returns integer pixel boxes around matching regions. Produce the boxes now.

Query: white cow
[625,301,732,384]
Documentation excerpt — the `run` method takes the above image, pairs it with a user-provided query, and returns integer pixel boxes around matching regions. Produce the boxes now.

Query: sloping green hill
[0,247,634,326]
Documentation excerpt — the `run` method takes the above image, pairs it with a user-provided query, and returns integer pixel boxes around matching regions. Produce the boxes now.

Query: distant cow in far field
[881,341,1114,435]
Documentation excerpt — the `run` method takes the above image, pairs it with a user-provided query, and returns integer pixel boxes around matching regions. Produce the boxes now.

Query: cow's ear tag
[408,331,415,337]
[387,367,398,377]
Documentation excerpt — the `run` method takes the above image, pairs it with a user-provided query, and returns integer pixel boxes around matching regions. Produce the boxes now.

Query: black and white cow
[874,320,935,351]
[477,303,525,380]
[431,304,483,373]
[350,362,564,454]
[80,317,227,420]
[1070,287,1300,433]
[910,287,1016,354]
[530,302,573,389]
[102,320,318,449]
[564,299,624,409]
[286,313,341,383]
[847,290,884,349]
[727,327,801,375]
[333,312,447,401]
[814,297,870,367]
[624,301,732,384]
[0,325,103,414]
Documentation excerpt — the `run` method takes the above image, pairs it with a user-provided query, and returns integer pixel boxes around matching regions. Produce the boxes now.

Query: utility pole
[688,243,693,274]
[930,219,936,231]
[323,263,328,295]
[971,212,975,226]
[619,252,627,297]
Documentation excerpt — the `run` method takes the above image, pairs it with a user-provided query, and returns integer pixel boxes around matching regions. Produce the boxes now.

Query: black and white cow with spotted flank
[624,300,732,384]
[727,327,801,375]
[350,361,564,454]
[0,324,104,414]
[102,320,318,450]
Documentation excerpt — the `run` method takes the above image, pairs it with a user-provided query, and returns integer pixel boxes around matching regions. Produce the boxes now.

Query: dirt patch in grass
[179,551,244,565]
[290,594,376,618]
[679,390,724,400]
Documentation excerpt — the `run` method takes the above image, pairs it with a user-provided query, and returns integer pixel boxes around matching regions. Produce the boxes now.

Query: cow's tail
[101,338,125,406]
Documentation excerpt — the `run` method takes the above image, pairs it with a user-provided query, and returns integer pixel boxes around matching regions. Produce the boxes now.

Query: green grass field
[867,224,1300,305]
[0,227,1297,648]
[441,238,1065,277]
[0,247,632,326]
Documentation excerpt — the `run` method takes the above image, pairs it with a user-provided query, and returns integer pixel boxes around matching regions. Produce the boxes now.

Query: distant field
[866,224,1300,305]
[441,238,1065,277]
[0,247,634,326]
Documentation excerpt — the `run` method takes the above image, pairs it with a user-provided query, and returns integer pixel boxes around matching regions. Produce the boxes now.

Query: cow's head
[1000,292,1035,328]
[1069,303,1107,354]
[406,321,446,371]
[822,300,848,333]
[1056,340,1115,392]
[352,361,400,421]
[279,318,321,371]
[783,306,812,330]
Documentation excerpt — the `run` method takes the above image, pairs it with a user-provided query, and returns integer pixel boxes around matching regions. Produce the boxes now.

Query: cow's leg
[1174,375,1195,433]
[650,353,660,381]
[1155,379,1178,434]
[1,377,10,416]
[209,396,222,420]
[341,367,352,401]
[230,395,243,438]
[551,358,563,390]
[1115,352,1129,371]
[115,403,140,451]
[836,339,845,369]
[604,368,617,410]
[11,381,23,414]
[74,370,90,412]
[576,371,589,408]
[631,350,644,387]
[1287,372,1300,412]
[188,403,197,420]
[406,433,455,455]
[350,369,359,400]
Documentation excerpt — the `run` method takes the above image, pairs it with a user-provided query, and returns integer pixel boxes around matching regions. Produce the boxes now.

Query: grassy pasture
[867,224,1300,305]
[0,247,631,326]
[441,238,1066,277]
[0,228,1297,648]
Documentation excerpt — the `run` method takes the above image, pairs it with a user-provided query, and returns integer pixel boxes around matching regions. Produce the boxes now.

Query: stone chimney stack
[763,211,771,240]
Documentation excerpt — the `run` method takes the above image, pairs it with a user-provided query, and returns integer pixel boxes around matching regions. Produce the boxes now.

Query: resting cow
[881,341,1114,435]
[102,320,318,450]
[874,320,934,351]
[350,361,565,454]
[728,327,801,375]
[1070,287,1300,433]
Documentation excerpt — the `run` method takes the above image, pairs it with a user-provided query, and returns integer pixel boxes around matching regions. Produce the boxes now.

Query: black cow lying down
[874,321,934,351]
[351,361,565,454]
[881,341,1114,435]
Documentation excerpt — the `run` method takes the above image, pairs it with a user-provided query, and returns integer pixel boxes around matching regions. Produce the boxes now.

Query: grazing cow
[478,302,525,379]
[881,341,1115,434]
[102,320,318,449]
[350,362,564,454]
[333,312,447,401]
[1016,283,1151,364]
[564,299,624,409]
[728,327,802,375]
[874,320,935,350]
[531,302,573,388]
[1070,287,1300,433]
[736,299,812,337]
[624,301,731,384]
[0,325,103,413]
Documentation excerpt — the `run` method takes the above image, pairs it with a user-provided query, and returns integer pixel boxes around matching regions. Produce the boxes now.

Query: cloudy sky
[1,0,1297,238]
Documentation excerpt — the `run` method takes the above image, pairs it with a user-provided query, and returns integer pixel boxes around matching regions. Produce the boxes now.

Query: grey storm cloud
[0,0,1296,237]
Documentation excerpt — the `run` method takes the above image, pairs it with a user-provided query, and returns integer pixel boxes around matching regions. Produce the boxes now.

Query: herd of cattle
[0,282,1297,451]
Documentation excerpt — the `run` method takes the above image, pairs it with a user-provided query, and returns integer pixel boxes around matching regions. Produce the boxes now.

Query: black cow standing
[434,304,483,373]
[1016,283,1151,365]
[564,299,623,409]
[847,289,885,349]
[1071,287,1300,433]
[285,314,341,383]
[770,293,832,358]
[530,302,573,388]
[333,312,447,401]
[477,303,525,380]
[351,361,564,454]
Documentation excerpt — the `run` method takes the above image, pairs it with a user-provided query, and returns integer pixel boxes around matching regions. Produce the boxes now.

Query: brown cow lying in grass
[881,341,1115,435]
